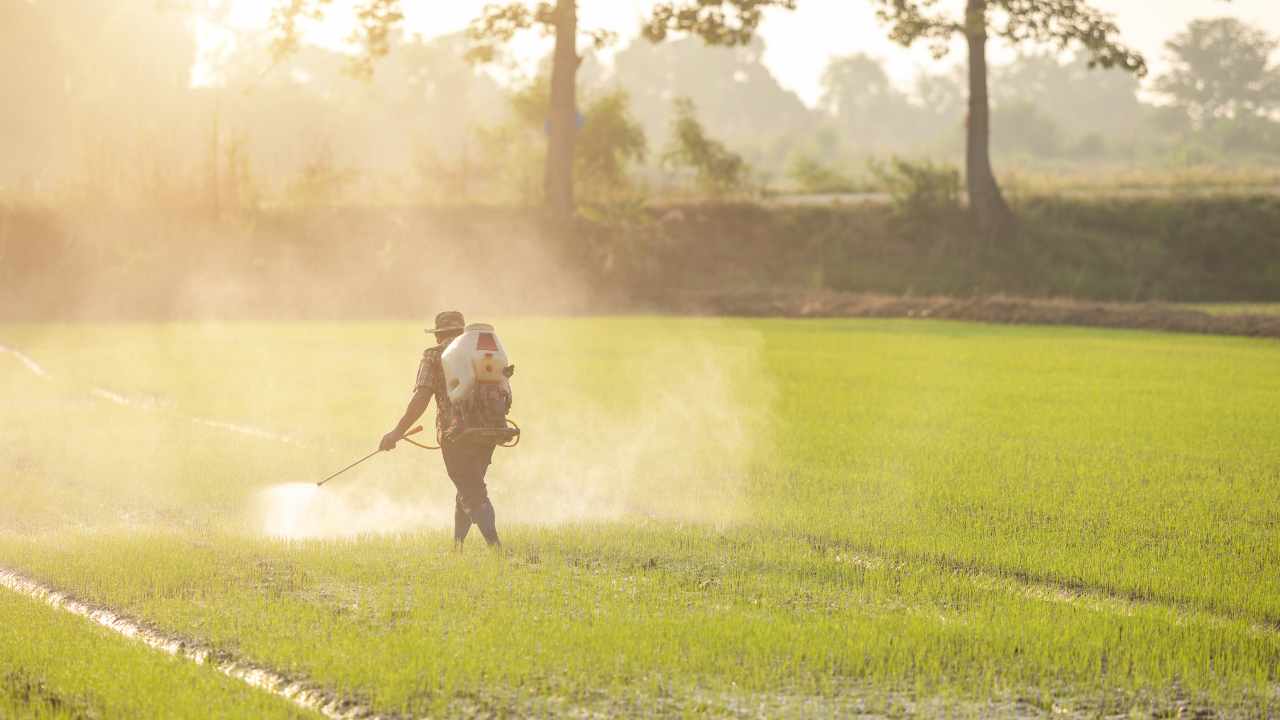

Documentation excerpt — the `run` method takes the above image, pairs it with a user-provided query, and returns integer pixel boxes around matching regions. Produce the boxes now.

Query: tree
[990,100,1062,157]
[270,1,796,219]
[822,54,897,117]
[1156,17,1280,125]
[663,97,749,196]
[489,76,648,204]
[575,91,649,203]
[870,0,1145,234]
[913,68,967,140]
[819,54,916,150]
[993,53,1143,141]
[613,35,811,150]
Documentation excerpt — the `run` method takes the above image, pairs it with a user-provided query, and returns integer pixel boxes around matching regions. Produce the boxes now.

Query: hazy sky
[206,0,1280,104]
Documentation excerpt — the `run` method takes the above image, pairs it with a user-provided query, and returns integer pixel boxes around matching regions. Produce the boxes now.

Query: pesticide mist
[254,482,457,539]
[251,319,773,539]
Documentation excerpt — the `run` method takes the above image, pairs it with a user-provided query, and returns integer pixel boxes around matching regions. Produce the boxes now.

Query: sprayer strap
[401,421,520,451]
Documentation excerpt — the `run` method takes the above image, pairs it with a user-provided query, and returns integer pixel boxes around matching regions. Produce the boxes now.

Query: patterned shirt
[415,345,464,439]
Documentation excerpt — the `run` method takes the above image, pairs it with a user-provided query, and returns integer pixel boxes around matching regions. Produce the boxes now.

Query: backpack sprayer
[440,323,520,447]
[316,323,519,487]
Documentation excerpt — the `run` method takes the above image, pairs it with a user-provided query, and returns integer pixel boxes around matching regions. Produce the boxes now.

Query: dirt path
[670,291,1280,339]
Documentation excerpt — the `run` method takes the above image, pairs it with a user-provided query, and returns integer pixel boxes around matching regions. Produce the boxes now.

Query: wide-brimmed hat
[426,310,466,334]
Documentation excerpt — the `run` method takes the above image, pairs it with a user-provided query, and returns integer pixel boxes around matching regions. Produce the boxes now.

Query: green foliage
[464,2,616,67]
[992,52,1144,141]
[1155,17,1280,124]
[467,3,558,65]
[461,2,792,216]
[270,0,403,79]
[809,50,1149,161]
[597,196,1280,302]
[662,98,750,196]
[869,156,962,217]
[473,123,545,206]
[462,0,807,83]
[474,78,649,205]
[614,36,813,155]
[348,0,406,79]
[818,53,925,151]
[6,195,1280,324]
[821,54,898,115]
[873,0,1146,77]
[786,154,856,194]
[576,90,649,204]
[642,0,797,45]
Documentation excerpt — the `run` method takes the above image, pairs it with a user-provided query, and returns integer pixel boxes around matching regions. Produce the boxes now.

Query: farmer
[380,310,501,548]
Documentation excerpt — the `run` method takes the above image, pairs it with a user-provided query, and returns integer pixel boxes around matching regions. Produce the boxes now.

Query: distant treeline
[5,3,1280,207]
[5,196,1279,322]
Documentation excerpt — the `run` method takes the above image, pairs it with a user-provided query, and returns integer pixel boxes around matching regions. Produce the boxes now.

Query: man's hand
[384,385,431,453]
[379,430,402,452]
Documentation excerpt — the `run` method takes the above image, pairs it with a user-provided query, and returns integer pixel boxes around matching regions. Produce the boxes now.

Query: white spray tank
[441,323,511,405]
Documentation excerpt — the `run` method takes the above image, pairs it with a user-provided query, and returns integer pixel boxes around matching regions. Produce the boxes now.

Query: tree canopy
[870,0,1146,232]
[874,0,1145,76]
[614,36,810,148]
[1156,17,1280,123]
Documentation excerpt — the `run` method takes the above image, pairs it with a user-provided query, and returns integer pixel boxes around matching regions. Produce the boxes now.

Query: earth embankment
[3,198,1278,333]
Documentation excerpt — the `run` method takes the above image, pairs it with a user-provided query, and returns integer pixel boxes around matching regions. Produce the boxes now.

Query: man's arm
[379,351,435,451]
[380,387,431,451]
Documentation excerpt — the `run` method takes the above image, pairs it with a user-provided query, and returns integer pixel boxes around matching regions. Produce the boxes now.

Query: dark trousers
[441,440,499,546]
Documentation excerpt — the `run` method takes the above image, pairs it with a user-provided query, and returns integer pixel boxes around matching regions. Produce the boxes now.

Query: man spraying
[380,311,507,548]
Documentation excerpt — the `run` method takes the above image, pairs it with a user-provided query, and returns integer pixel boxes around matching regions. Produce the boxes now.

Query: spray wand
[316,418,521,487]
[316,425,424,487]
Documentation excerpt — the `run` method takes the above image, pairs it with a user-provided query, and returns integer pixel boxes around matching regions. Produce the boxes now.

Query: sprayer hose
[402,434,441,451]
[502,418,520,448]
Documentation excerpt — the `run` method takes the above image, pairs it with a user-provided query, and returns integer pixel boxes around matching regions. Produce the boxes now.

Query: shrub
[869,157,962,217]
[787,154,857,194]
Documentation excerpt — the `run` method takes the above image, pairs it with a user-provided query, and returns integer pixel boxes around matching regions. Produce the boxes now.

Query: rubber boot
[471,501,501,548]
[453,500,471,549]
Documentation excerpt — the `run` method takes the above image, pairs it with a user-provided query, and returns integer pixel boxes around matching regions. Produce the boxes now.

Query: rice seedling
[1,318,1277,716]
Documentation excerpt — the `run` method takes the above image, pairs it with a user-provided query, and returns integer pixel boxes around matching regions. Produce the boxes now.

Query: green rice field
[0,590,312,719]
[1,318,1278,717]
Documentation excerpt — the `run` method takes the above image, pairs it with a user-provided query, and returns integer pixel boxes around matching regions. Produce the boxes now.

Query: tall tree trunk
[964,0,1011,233]
[545,0,577,219]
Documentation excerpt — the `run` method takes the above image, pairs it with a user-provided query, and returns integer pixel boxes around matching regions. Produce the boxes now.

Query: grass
[1183,303,1280,317]
[1,318,1278,716]
[0,590,314,719]
[998,163,1280,197]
